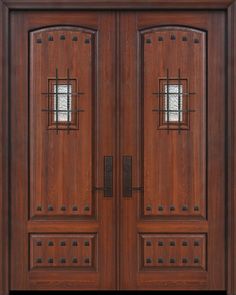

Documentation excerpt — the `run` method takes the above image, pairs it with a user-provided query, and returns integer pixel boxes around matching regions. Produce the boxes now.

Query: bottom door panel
[119,11,225,290]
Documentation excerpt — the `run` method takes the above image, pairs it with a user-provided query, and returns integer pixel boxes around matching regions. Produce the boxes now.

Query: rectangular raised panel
[142,28,206,218]
[140,234,206,271]
[30,28,96,218]
[30,234,97,270]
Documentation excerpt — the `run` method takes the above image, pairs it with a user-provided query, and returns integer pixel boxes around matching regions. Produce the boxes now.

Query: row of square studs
[146,205,200,212]
[146,257,200,264]
[36,35,90,43]
[146,240,200,247]
[36,257,90,264]
[36,240,90,247]
[146,36,200,43]
[36,205,90,212]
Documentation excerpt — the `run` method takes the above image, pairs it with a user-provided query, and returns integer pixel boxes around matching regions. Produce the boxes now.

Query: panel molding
[30,233,97,270]
[29,25,97,219]
[139,233,206,271]
[140,25,206,34]
[140,25,206,219]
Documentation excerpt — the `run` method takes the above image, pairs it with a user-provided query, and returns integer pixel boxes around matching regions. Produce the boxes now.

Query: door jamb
[0,1,235,294]
[227,2,236,294]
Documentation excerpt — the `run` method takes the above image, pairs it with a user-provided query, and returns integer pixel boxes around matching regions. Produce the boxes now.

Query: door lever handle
[123,155,143,197]
[93,156,113,197]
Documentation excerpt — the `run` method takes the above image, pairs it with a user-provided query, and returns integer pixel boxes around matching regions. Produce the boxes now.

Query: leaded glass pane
[54,84,72,122]
[164,84,183,122]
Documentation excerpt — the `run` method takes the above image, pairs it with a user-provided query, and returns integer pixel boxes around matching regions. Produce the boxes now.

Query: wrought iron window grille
[41,68,84,134]
[152,68,196,133]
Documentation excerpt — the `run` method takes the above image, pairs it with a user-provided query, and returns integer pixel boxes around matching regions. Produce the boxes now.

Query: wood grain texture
[0,2,9,295]
[119,11,226,290]
[1,0,234,9]
[29,234,97,270]
[0,3,234,293]
[30,27,95,219]
[141,27,206,219]
[227,2,236,295]
[10,11,117,290]
[140,234,207,271]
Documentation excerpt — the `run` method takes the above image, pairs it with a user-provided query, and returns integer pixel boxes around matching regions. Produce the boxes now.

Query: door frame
[0,0,235,294]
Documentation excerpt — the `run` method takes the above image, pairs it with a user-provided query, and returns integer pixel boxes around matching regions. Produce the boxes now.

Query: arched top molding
[140,25,206,36]
[30,25,97,35]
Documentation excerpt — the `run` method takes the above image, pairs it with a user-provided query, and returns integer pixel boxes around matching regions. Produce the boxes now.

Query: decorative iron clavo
[41,68,84,133]
[153,68,196,132]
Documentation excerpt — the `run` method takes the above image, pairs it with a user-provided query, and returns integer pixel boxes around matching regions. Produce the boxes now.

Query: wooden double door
[10,10,225,290]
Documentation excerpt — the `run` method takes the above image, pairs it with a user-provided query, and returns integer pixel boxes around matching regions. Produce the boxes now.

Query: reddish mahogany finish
[119,11,225,290]
[0,2,235,293]
[10,11,117,290]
